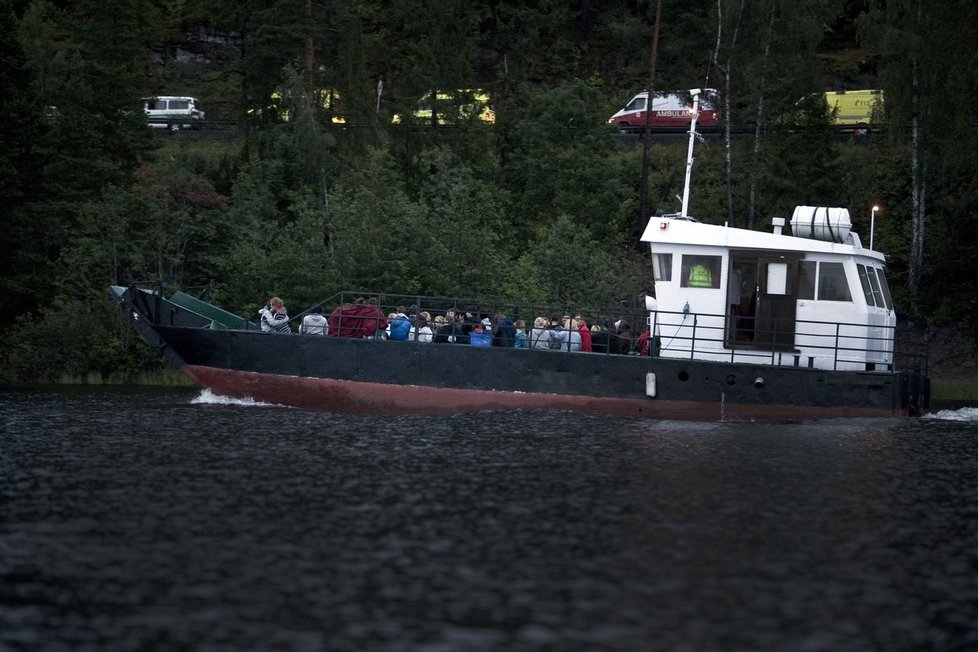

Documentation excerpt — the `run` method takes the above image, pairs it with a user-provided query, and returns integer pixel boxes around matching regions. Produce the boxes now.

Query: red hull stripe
[183,365,897,421]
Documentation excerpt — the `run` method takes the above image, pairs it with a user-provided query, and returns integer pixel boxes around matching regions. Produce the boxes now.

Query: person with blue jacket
[387,307,412,341]
[513,320,529,349]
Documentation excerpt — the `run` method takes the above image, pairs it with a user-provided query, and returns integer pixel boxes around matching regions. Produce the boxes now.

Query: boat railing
[141,285,926,373]
[297,290,654,350]
[652,308,927,373]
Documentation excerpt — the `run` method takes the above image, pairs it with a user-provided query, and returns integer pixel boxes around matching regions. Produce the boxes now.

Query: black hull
[161,326,924,420]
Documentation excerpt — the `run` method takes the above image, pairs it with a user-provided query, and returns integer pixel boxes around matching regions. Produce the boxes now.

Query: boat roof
[640,215,886,263]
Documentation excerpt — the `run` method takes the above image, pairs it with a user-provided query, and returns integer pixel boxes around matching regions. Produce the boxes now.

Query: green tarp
[169,291,259,330]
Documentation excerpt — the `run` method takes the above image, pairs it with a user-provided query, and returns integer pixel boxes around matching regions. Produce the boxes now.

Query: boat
[109,90,929,421]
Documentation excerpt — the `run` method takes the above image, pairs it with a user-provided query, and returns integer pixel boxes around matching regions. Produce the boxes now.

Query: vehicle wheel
[617,122,632,135]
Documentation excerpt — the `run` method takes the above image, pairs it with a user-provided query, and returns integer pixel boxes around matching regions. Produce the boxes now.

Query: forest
[1,0,976,383]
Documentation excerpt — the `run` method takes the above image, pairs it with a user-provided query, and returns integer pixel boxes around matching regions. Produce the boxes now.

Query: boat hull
[182,364,907,421]
[159,326,923,421]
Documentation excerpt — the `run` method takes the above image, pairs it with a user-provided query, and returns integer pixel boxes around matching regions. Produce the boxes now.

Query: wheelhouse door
[729,252,800,352]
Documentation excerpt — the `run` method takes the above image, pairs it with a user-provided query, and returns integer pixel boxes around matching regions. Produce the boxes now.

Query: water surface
[2,387,977,651]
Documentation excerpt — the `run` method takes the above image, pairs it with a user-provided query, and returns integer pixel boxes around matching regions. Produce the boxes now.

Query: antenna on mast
[679,88,701,218]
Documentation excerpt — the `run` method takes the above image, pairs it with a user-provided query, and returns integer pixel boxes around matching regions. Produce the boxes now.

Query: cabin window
[766,262,790,295]
[817,262,852,302]
[858,264,890,308]
[798,261,816,300]
[857,264,877,306]
[680,255,721,288]
[653,253,673,282]
[876,268,893,310]
[866,267,885,307]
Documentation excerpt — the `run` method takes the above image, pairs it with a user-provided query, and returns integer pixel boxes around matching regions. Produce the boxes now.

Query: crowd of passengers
[259,296,653,355]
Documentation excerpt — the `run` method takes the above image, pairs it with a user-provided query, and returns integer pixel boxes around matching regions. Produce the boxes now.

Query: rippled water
[2,386,977,651]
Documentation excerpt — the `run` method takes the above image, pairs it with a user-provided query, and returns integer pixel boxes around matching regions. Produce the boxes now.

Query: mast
[680,88,702,218]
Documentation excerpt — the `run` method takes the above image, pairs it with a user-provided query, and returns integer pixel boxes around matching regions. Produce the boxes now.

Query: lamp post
[870,205,879,250]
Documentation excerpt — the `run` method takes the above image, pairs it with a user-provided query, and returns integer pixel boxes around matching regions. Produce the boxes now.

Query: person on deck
[492,311,517,347]
[460,308,482,341]
[551,316,582,352]
[328,297,388,338]
[410,311,434,342]
[363,298,387,338]
[299,307,328,335]
[529,317,551,350]
[574,314,592,352]
[265,297,292,334]
[513,320,529,349]
[326,300,355,337]
[637,328,652,356]
[388,307,411,341]
[590,324,610,354]
[615,320,634,354]
[469,322,492,347]
[259,302,274,332]
[433,309,466,344]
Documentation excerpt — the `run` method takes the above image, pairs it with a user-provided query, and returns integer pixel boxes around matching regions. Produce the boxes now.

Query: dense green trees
[1,0,975,382]
[863,0,978,328]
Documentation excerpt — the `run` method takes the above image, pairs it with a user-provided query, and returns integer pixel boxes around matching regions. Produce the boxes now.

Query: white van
[143,96,205,130]
[608,89,720,132]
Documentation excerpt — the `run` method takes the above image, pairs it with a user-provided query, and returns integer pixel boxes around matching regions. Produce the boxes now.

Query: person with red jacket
[328,297,388,338]
[637,328,652,356]
[574,314,592,352]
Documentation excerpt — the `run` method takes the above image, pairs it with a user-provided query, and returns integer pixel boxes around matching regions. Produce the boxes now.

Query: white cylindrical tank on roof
[790,206,852,243]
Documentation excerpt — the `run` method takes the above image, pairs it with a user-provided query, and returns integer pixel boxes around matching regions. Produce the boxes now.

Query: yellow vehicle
[392,89,494,125]
[824,89,884,128]
[250,87,346,124]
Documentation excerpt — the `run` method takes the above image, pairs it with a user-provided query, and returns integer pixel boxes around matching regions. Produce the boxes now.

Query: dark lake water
[2,386,977,652]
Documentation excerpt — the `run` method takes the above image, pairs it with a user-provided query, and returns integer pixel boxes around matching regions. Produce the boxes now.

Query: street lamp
[870,205,879,250]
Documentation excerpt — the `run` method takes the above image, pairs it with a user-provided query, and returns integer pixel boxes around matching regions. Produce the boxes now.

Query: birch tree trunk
[907,7,925,294]
[747,8,775,230]
[711,0,745,226]
[908,107,925,292]
[304,0,315,108]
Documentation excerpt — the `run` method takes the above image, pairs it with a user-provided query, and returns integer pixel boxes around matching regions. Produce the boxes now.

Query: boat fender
[645,373,657,398]
[753,377,765,388]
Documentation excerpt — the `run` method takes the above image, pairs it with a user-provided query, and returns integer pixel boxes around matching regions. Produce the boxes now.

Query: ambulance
[608,89,720,132]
